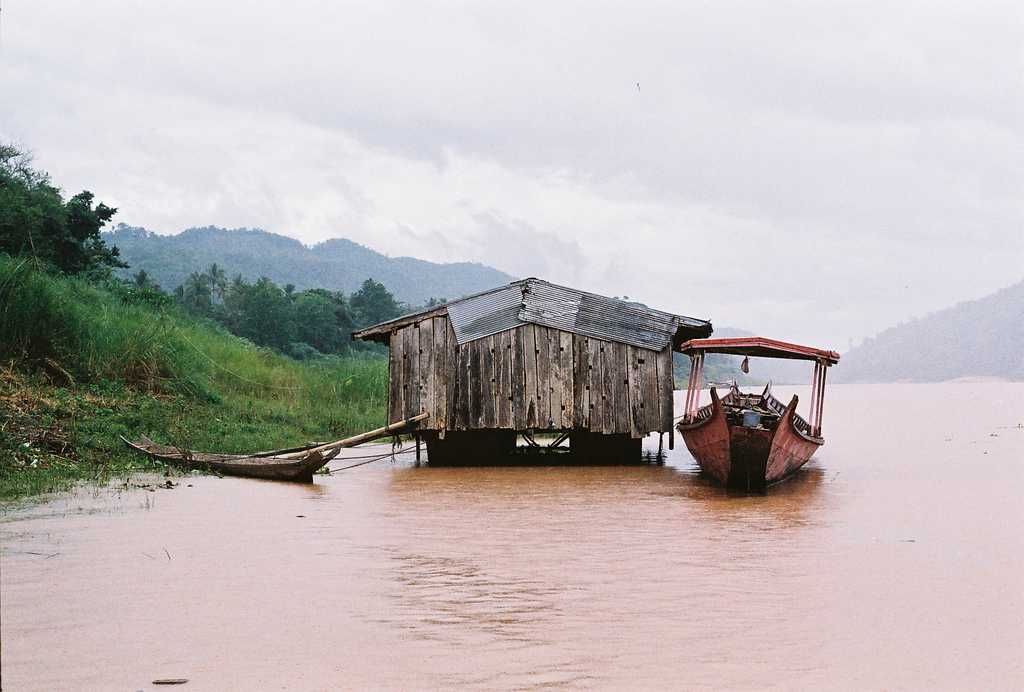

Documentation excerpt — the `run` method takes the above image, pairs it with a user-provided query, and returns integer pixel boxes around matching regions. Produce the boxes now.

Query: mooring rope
[325,446,415,473]
[327,447,415,462]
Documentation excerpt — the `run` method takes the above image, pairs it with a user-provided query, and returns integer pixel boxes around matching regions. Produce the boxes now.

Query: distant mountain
[102,224,515,305]
[672,327,814,387]
[836,279,1024,383]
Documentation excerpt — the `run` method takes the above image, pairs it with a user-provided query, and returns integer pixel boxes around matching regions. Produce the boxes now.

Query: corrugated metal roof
[446,283,525,344]
[445,278,710,351]
[352,277,713,350]
[520,280,686,351]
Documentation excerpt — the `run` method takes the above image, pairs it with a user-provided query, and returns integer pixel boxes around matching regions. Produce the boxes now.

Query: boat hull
[121,437,339,482]
[677,388,822,490]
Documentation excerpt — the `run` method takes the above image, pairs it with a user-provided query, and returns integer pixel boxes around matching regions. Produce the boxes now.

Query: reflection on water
[2,384,1023,691]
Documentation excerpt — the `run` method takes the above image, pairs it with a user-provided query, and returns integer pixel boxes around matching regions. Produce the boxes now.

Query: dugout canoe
[121,435,341,482]
[121,412,430,483]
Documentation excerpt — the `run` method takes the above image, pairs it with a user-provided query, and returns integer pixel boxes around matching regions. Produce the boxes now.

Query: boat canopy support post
[694,353,704,416]
[683,354,696,420]
[809,361,820,433]
[816,362,828,436]
[807,360,829,436]
[684,352,705,421]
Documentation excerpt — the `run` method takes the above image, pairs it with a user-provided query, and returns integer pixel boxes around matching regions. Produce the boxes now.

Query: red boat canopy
[679,337,840,364]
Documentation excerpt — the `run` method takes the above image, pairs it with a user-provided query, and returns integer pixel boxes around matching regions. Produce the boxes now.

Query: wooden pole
[684,354,697,421]
[809,361,820,432]
[816,365,828,436]
[415,434,421,463]
[693,354,704,416]
[278,413,429,459]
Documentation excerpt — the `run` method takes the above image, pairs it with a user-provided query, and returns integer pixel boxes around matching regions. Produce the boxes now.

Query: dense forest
[836,279,1024,382]
[103,224,513,306]
[155,265,423,359]
[44,243,428,363]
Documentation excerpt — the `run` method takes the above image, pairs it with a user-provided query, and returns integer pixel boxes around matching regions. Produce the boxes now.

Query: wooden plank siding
[385,317,674,436]
[523,324,539,428]
[388,330,404,424]
[559,331,574,428]
[419,320,433,426]
[512,326,528,429]
[431,317,448,431]
[572,335,591,429]
[588,337,605,432]
[656,345,674,431]
[628,345,645,438]
[495,330,512,428]
[401,325,419,421]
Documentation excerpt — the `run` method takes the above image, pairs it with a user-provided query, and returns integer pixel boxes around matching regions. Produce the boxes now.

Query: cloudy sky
[2,1,1021,347]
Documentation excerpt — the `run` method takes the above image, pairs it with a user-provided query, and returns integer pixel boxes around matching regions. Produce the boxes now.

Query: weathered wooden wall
[388,316,674,436]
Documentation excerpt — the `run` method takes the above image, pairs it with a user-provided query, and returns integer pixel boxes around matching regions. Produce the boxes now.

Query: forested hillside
[836,279,1024,382]
[1,144,388,498]
[103,224,514,305]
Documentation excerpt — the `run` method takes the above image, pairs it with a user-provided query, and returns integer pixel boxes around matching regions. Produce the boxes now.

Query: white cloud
[1,0,1021,346]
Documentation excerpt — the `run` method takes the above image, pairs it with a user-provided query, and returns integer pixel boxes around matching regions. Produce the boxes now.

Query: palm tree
[182,272,213,314]
[132,269,150,288]
[206,263,227,302]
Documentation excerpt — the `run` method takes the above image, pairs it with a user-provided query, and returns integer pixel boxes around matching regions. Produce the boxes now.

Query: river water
[2,383,1022,691]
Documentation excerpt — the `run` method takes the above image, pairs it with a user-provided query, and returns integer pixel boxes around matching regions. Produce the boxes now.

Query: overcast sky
[2,1,1021,347]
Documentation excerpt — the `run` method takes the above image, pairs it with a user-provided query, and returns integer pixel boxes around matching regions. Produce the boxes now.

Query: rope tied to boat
[323,445,415,473]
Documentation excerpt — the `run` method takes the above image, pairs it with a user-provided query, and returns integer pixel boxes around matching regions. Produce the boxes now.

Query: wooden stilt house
[352,278,712,462]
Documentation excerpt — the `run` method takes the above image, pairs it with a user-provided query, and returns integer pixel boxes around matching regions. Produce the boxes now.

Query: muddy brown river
[2,383,1023,690]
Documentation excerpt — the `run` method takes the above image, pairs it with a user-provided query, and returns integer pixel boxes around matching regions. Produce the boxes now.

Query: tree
[350,278,402,328]
[206,263,227,302]
[293,292,339,353]
[221,276,295,350]
[0,143,125,275]
[293,289,353,354]
[62,191,123,274]
[178,272,214,316]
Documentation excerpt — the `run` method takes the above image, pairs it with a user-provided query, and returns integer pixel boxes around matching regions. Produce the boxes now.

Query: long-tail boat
[675,337,839,490]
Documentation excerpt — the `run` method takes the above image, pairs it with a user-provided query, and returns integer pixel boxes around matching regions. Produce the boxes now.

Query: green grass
[0,256,388,501]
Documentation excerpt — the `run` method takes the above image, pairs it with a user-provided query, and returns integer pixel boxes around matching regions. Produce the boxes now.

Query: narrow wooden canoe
[121,413,431,483]
[121,435,341,482]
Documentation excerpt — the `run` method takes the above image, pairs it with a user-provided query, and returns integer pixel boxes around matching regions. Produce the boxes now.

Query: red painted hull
[676,388,822,490]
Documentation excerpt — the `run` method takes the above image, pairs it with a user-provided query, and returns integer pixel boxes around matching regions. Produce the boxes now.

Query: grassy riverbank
[0,257,389,501]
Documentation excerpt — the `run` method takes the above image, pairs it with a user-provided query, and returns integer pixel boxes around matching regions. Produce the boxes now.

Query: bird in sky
[636,82,640,93]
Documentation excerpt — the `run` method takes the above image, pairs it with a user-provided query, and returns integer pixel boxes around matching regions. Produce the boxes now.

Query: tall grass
[1,256,180,385]
[1,256,390,498]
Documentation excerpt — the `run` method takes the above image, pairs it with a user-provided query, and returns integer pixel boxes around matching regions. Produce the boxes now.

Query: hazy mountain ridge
[835,279,1024,382]
[678,327,814,386]
[102,224,515,305]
